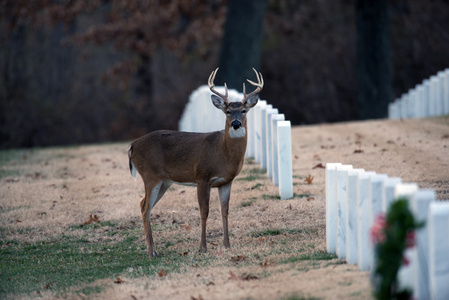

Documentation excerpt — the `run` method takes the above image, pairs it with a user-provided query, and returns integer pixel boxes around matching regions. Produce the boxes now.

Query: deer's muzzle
[231,120,241,130]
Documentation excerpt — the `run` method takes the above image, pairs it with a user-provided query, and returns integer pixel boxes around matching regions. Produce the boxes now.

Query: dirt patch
[1,117,448,299]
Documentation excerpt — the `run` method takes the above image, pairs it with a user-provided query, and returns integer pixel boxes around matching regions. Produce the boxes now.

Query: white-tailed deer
[128,68,263,258]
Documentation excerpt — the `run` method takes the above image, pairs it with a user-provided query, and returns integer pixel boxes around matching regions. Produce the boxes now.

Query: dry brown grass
[1,117,448,299]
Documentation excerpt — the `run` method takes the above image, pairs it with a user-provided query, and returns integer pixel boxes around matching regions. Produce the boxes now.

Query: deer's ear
[211,95,227,110]
[244,94,259,108]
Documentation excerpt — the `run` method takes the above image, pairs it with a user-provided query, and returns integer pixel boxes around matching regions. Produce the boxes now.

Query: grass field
[2,117,448,299]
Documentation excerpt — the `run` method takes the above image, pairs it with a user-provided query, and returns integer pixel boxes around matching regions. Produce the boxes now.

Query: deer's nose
[231,120,241,130]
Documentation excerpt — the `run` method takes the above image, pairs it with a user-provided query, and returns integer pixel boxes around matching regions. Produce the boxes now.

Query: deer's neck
[222,122,247,163]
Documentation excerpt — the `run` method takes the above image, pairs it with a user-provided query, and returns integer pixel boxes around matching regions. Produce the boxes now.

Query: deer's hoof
[149,250,158,258]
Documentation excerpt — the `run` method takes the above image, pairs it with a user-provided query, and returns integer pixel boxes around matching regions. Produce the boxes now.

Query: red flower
[406,230,416,248]
[371,214,387,244]
[402,255,410,266]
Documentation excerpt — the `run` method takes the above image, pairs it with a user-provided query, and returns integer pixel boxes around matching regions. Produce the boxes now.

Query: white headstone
[408,89,416,118]
[346,168,364,264]
[428,202,449,300]
[430,76,438,116]
[336,164,353,259]
[416,85,425,118]
[326,163,342,253]
[357,171,376,271]
[442,69,449,115]
[382,177,402,212]
[260,105,273,170]
[246,104,255,158]
[277,121,293,200]
[444,69,449,115]
[254,100,267,163]
[401,94,409,119]
[411,190,435,300]
[271,114,285,186]
[265,108,279,178]
[389,102,398,119]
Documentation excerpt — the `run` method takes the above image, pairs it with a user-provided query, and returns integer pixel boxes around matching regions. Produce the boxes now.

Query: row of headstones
[326,163,449,300]
[388,68,449,119]
[179,85,293,199]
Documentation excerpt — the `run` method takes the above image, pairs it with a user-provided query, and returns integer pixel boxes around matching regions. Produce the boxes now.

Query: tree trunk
[356,0,392,119]
[216,0,267,91]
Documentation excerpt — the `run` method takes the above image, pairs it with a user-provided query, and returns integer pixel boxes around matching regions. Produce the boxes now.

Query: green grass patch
[294,193,313,199]
[262,194,280,200]
[0,149,27,166]
[0,169,21,180]
[250,228,306,238]
[237,168,267,181]
[282,294,323,300]
[279,252,338,264]
[250,183,263,190]
[0,224,211,298]
[241,199,256,207]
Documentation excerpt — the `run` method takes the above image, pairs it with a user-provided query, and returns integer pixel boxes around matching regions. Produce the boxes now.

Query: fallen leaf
[307,197,315,201]
[5,178,19,183]
[312,163,325,169]
[180,223,191,231]
[206,281,215,286]
[181,251,189,257]
[114,277,124,284]
[191,295,204,300]
[242,273,259,281]
[209,242,218,246]
[294,155,299,159]
[16,219,22,223]
[313,154,321,160]
[353,149,364,154]
[83,214,100,225]
[179,190,186,194]
[131,295,137,300]
[304,175,314,184]
[158,270,167,277]
[442,134,449,139]
[230,255,246,262]
[286,204,292,210]
[229,271,241,281]
[262,259,275,267]
[258,236,266,242]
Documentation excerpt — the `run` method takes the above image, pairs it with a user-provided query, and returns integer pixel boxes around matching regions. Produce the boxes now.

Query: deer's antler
[208,68,229,103]
[243,68,264,102]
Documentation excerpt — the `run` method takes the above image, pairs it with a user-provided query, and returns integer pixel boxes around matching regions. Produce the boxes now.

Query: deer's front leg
[197,181,211,253]
[218,181,232,248]
[140,180,164,258]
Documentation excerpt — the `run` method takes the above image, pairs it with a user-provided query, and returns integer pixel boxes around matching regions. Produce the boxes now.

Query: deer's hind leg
[140,179,172,258]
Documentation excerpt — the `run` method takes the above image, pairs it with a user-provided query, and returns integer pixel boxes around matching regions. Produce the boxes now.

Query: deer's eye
[242,110,247,114]
[226,111,231,115]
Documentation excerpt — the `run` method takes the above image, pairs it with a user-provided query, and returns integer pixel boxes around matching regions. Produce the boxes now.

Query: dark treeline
[1,0,448,149]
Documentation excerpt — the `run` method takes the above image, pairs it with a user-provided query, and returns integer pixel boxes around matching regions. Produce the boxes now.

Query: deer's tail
[128,144,137,178]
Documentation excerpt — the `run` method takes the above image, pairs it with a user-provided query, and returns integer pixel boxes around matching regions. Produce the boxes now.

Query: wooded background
[1,0,448,148]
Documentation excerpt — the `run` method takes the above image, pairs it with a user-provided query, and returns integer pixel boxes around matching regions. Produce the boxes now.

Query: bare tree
[215,0,268,90]
[356,0,392,119]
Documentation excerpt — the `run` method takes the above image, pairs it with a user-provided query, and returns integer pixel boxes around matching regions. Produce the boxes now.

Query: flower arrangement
[370,198,424,300]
